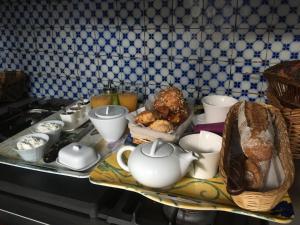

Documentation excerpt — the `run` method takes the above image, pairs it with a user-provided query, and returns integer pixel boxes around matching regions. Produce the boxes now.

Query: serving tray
[89,152,294,224]
[0,112,125,178]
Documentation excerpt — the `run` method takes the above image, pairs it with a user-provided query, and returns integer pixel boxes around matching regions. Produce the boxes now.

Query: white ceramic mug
[179,131,222,179]
[202,95,238,123]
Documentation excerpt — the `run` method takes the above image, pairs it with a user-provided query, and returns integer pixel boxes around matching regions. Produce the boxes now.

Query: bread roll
[135,111,159,126]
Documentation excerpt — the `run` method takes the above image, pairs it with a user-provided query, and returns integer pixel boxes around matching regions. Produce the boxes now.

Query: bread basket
[219,102,294,212]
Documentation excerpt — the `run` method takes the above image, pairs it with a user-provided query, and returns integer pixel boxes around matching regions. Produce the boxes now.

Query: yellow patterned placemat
[89,152,294,224]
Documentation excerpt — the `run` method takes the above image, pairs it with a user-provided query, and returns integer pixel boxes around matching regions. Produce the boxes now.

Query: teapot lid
[141,139,174,158]
[95,105,127,119]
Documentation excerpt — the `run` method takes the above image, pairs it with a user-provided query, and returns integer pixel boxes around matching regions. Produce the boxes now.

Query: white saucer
[192,113,209,125]
[56,154,101,172]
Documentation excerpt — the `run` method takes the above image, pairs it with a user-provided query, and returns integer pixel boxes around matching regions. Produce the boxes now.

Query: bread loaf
[238,101,274,190]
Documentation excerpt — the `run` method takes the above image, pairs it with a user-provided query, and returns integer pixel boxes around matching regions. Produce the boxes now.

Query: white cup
[202,95,238,123]
[179,131,222,179]
[59,110,79,128]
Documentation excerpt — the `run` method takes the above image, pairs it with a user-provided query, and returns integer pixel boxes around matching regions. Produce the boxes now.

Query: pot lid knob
[142,139,174,158]
[73,145,81,151]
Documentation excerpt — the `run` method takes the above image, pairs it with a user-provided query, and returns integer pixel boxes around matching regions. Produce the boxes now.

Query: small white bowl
[179,131,222,179]
[202,95,238,123]
[57,143,100,171]
[35,120,64,144]
[14,133,49,162]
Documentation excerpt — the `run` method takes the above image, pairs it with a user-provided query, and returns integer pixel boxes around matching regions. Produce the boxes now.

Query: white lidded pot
[117,139,198,189]
[89,105,128,142]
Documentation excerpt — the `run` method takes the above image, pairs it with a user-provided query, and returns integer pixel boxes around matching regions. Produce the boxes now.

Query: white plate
[56,154,101,172]
[192,113,208,125]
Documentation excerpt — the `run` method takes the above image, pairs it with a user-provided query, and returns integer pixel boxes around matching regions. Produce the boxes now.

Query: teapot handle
[116,146,135,172]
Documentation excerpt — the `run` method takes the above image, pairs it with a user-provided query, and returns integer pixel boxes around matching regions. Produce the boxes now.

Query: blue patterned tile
[123,57,145,84]
[271,0,300,29]
[52,26,75,54]
[91,0,119,27]
[144,0,173,29]
[94,26,119,57]
[16,26,36,50]
[19,51,40,75]
[144,58,173,86]
[77,76,104,98]
[56,53,77,77]
[199,60,232,93]
[232,28,269,62]
[228,61,263,100]
[173,0,203,29]
[203,0,237,29]
[71,0,96,27]
[173,28,201,60]
[267,29,300,65]
[119,29,144,58]
[118,0,145,29]
[11,0,33,26]
[172,59,199,100]
[99,55,123,86]
[0,2,13,25]
[73,26,99,55]
[38,52,58,76]
[144,29,174,59]
[36,27,54,51]
[0,27,18,50]
[49,74,79,99]
[31,0,52,27]
[0,51,5,70]
[236,0,273,29]
[50,0,75,26]
[77,53,100,78]
[200,28,234,61]
[4,50,22,70]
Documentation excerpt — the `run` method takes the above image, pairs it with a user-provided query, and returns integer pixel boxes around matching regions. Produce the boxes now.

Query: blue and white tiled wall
[0,0,300,102]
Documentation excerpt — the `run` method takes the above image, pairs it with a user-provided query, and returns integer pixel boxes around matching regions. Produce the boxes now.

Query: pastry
[167,107,189,125]
[154,106,170,119]
[149,120,173,133]
[153,87,185,112]
[135,111,159,126]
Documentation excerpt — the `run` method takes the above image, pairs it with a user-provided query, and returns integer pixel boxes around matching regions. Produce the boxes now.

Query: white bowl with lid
[57,142,100,171]
[89,105,129,142]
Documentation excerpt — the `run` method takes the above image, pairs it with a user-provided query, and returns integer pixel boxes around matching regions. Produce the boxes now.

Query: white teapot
[117,139,198,189]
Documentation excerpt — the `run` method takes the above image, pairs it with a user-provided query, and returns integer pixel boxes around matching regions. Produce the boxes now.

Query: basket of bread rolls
[219,101,294,212]
[126,87,193,144]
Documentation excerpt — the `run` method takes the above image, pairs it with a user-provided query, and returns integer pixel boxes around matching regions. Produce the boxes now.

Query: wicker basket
[219,102,294,212]
[263,60,300,108]
[267,87,300,159]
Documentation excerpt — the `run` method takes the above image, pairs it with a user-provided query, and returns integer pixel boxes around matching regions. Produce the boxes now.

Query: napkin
[193,122,224,134]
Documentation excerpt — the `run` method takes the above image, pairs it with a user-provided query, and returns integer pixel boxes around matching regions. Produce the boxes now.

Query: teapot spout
[179,151,198,176]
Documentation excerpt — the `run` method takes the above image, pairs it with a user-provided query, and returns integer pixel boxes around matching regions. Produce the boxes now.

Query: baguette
[238,102,274,190]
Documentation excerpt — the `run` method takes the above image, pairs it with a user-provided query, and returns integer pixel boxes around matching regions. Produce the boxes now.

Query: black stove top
[0,98,73,142]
